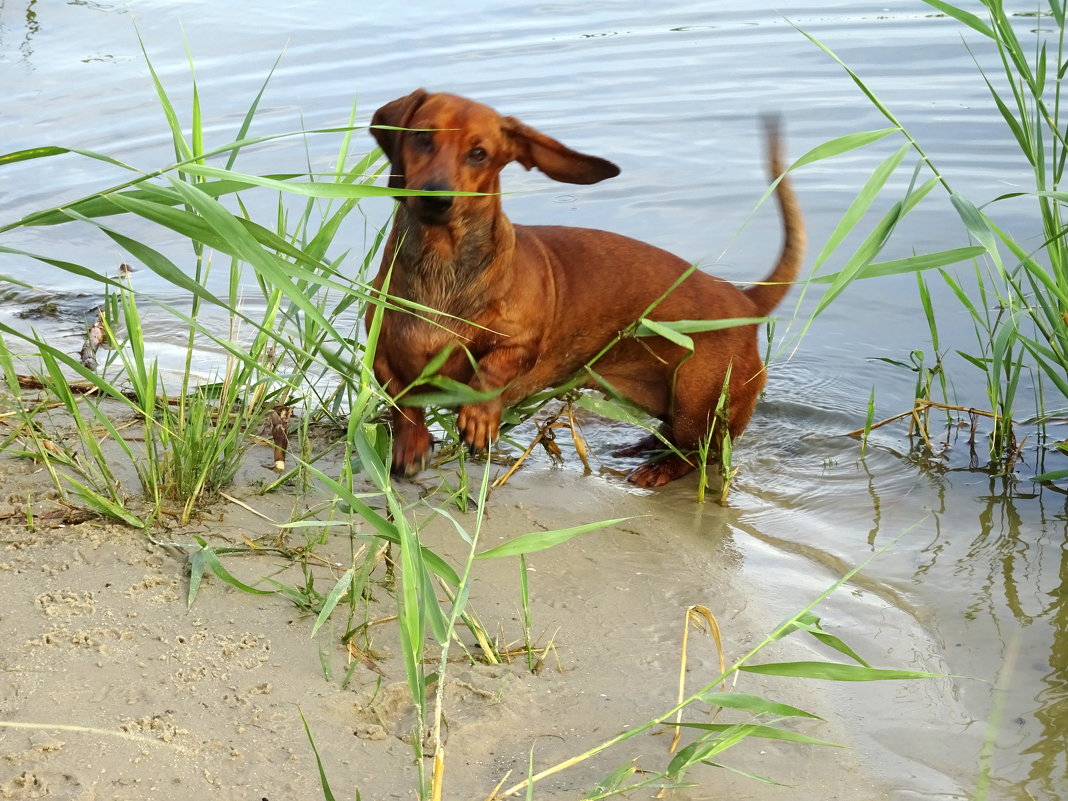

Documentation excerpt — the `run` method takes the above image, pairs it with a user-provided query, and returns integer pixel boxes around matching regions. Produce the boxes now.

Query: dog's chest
[388,311,478,384]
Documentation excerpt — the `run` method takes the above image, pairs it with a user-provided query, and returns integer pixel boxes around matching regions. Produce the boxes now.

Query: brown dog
[366,89,805,487]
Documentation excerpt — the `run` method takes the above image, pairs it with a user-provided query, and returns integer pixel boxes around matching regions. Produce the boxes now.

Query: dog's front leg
[456,343,536,453]
[389,405,433,477]
[372,349,434,477]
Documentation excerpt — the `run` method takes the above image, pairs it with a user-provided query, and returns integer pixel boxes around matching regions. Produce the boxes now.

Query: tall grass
[795,1,1068,478]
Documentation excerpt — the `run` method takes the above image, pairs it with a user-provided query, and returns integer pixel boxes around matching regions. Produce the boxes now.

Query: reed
[797,1,1068,477]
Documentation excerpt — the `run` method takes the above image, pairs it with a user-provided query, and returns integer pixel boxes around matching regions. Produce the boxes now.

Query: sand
[0,407,890,801]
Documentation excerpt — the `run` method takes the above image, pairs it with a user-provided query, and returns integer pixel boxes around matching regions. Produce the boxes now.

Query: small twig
[15,374,99,396]
[10,373,185,405]
[910,405,934,450]
[846,398,1003,438]
[491,432,544,488]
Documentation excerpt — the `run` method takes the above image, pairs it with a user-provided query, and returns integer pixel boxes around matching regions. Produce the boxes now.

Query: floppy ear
[503,117,620,185]
[371,89,429,189]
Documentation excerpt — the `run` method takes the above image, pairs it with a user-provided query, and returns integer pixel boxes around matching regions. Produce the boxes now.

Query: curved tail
[743,116,806,317]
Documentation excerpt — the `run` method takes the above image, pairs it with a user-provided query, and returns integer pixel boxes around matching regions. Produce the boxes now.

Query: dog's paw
[627,454,695,488]
[391,427,433,477]
[457,403,501,452]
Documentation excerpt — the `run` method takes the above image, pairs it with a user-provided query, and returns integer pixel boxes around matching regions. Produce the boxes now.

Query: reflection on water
[741,358,1068,798]
[1,0,41,63]
[1,1,1067,799]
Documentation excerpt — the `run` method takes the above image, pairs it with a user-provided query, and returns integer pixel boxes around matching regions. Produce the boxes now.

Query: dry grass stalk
[492,402,589,487]
[669,604,726,754]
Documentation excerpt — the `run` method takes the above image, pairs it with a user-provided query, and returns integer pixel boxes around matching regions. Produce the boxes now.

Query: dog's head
[371,89,620,225]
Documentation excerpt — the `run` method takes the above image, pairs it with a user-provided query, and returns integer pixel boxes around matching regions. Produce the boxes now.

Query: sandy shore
[0,414,891,801]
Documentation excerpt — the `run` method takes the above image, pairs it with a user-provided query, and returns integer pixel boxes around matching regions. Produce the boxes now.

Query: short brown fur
[367,90,805,487]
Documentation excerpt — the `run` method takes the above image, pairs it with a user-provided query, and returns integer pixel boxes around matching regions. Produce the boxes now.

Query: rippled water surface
[2,1,1067,799]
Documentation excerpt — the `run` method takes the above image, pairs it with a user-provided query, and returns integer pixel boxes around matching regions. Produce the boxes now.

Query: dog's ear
[503,117,620,185]
[371,89,429,189]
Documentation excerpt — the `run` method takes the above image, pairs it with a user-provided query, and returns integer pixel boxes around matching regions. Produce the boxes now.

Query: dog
[366,89,804,488]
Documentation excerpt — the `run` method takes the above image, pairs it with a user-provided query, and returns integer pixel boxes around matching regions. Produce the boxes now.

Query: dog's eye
[467,146,489,165]
[411,130,434,152]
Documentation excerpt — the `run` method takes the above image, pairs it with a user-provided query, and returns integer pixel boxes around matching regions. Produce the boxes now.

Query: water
[2,1,1066,798]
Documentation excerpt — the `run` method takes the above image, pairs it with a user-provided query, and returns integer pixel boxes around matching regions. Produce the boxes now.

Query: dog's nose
[417,181,454,216]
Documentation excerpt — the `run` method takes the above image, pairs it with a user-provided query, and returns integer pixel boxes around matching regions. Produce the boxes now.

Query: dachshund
[366,90,804,487]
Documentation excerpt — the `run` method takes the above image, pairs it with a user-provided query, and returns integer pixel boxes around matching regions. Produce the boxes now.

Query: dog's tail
[743,116,806,318]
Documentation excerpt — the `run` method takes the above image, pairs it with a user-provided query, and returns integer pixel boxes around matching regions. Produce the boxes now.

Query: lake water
[1,1,1066,799]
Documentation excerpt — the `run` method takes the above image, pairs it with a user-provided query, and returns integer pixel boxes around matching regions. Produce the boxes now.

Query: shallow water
[1,1,1066,799]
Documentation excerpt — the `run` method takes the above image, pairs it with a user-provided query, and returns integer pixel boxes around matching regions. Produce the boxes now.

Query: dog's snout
[411,181,455,222]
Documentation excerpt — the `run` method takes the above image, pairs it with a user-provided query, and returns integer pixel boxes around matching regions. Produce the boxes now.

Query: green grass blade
[298,706,339,801]
[810,246,986,284]
[694,691,822,720]
[921,0,996,38]
[226,48,285,170]
[0,321,147,414]
[310,569,355,638]
[200,547,274,596]
[636,317,767,335]
[1033,467,1068,482]
[699,761,787,788]
[136,31,192,163]
[675,722,841,749]
[162,177,354,354]
[809,203,902,319]
[950,192,1003,269]
[353,424,391,492]
[635,318,695,350]
[301,463,463,587]
[574,392,660,429]
[810,143,909,273]
[0,145,141,172]
[739,661,942,681]
[0,244,127,288]
[476,518,629,559]
[772,611,872,666]
[790,128,900,170]
[180,163,480,200]
[59,474,145,528]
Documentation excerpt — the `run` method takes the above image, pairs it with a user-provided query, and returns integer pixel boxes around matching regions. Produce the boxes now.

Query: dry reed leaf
[0,719,193,755]
[346,640,387,677]
[482,771,511,801]
[538,430,563,460]
[219,492,278,523]
[565,403,592,472]
[80,308,107,370]
[494,403,593,487]
[669,604,726,754]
